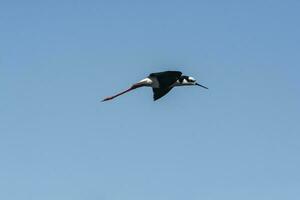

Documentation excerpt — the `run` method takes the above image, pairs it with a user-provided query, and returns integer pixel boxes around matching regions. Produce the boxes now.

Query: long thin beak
[196,83,208,89]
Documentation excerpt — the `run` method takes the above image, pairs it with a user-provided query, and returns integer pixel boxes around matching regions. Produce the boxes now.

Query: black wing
[152,87,173,101]
[149,71,182,89]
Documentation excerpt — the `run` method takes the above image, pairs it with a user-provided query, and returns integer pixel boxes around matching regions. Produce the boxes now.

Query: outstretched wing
[149,71,182,101]
[149,71,182,89]
[152,87,173,101]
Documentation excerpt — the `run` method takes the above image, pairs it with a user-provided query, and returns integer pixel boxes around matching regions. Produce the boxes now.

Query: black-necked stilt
[102,71,208,102]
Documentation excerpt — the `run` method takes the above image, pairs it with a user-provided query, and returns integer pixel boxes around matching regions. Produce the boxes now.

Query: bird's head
[181,76,209,89]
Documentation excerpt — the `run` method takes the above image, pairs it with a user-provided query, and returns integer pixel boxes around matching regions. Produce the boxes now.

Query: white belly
[148,77,159,88]
[138,77,159,88]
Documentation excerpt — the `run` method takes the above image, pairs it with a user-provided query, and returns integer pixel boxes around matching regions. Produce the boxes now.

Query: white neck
[171,79,195,87]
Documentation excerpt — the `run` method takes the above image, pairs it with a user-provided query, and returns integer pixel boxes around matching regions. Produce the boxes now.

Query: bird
[102,70,208,102]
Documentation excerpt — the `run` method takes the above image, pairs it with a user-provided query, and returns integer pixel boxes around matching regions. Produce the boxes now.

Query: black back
[149,71,182,101]
[149,71,182,88]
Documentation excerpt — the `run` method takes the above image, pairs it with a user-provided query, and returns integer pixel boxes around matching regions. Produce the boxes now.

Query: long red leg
[102,84,141,102]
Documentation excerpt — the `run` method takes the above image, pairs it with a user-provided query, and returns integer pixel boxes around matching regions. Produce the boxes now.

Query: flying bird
[102,71,208,102]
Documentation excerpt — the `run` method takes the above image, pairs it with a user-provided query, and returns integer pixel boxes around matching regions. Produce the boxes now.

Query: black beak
[196,83,208,89]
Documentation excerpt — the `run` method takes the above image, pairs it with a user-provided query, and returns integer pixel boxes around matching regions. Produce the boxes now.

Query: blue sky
[1,1,300,199]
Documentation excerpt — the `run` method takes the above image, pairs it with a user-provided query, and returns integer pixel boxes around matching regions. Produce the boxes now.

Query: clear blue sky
[1,1,300,199]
